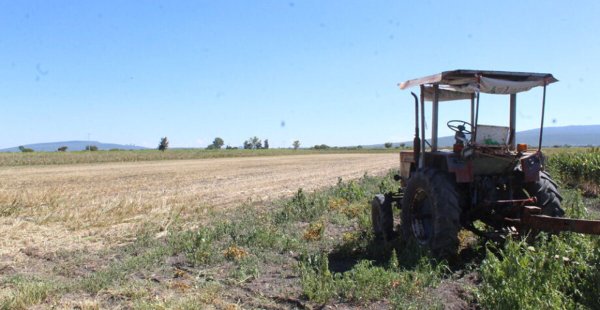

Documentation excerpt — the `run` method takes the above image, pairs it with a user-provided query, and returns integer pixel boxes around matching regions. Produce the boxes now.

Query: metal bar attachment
[521,206,600,235]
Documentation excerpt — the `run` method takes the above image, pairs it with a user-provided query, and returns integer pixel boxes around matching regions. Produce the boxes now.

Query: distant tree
[18,146,34,153]
[85,145,98,151]
[244,136,262,149]
[293,140,300,150]
[399,143,406,148]
[158,137,169,152]
[225,145,238,150]
[253,136,262,149]
[57,146,68,152]
[208,137,224,150]
[357,145,363,149]
[313,144,330,150]
[384,142,393,149]
[263,139,269,149]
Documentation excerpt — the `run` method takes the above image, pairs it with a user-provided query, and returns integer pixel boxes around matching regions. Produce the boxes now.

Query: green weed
[230,255,261,283]
[298,252,336,303]
[478,235,600,309]
[478,190,600,309]
[334,178,367,202]
[180,227,219,265]
[0,277,56,310]
[274,188,328,223]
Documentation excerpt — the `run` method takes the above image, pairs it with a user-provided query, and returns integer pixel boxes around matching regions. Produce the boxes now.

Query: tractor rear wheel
[371,194,394,240]
[525,171,564,217]
[401,169,461,259]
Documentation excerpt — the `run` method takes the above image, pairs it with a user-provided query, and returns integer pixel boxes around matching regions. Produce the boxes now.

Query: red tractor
[372,70,599,258]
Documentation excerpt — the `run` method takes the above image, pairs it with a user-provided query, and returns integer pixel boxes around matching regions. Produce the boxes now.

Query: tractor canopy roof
[398,69,557,101]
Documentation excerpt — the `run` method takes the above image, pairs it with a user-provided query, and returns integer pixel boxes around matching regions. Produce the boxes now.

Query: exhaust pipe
[411,92,420,161]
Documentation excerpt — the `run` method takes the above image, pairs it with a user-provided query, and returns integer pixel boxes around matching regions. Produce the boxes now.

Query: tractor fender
[521,152,542,182]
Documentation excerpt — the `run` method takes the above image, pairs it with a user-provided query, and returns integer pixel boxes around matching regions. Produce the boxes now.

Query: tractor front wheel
[371,194,394,241]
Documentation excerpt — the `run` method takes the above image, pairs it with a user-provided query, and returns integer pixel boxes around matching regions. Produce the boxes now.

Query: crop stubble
[0,153,397,265]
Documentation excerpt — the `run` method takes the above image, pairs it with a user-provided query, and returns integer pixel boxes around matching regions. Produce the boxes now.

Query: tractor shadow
[327,229,487,274]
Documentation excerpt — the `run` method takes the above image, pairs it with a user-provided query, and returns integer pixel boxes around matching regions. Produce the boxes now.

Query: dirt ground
[0,153,398,275]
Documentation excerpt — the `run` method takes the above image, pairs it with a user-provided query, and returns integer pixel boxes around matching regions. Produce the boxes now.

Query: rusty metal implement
[519,206,600,235]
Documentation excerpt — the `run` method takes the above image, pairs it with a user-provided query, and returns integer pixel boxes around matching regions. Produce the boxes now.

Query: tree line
[14,138,403,153]
[158,136,302,151]
[17,145,99,152]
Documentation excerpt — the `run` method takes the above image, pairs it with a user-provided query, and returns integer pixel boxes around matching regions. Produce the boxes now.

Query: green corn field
[547,148,600,186]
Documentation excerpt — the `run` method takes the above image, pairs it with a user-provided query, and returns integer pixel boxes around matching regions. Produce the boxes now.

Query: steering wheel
[447,120,473,134]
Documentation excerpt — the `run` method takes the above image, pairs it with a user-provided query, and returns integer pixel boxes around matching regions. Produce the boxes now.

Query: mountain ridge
[377,125,600,148]
[0,141,147,152]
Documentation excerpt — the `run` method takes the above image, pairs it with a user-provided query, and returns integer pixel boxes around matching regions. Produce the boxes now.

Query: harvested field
[0,153,397,268]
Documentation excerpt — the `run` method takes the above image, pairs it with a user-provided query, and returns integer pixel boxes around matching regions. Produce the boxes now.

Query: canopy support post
[509,94,517,150]
[473,92,480,143]
[431,84,439,152]
[420,85,426,168]
[538,83,547,152]
[470,94,475,128]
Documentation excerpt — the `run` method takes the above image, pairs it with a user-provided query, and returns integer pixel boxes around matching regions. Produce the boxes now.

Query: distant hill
[514,125,600,147]
[375,125,600,148]
[0,141,148,152]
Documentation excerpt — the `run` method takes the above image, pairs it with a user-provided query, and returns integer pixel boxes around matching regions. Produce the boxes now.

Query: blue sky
[2,1,599,149]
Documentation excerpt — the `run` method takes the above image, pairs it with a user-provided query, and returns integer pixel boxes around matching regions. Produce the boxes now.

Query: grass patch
[0,276,56,310]
[478,189,600,309]
[132,282,227,309]
[298,249,446,307]
[75,234,170,294]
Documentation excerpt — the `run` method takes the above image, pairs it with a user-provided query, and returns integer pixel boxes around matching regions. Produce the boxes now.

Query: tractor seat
[475,124,509,148]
